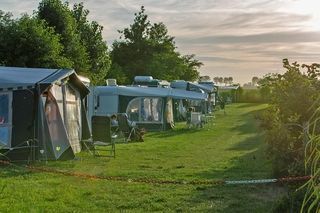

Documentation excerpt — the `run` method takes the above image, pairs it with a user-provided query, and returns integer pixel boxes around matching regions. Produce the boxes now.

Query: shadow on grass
[147,127,201,139]
[186,135,284,212]
[229,108,266,136]
[236,103,267,108]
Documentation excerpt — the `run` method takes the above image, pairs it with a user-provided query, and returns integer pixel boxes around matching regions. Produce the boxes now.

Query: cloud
[1,0,320,84]
[197,56,246,63]
[178,31,320,45]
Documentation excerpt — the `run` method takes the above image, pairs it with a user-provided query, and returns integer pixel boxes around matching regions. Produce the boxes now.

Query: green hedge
[237,88,267,103]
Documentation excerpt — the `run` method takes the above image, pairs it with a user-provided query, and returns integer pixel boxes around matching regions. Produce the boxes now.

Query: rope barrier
[0,160,311,186]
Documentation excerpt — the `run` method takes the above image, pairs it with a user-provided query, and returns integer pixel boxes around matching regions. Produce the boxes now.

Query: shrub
[259,59,320,212]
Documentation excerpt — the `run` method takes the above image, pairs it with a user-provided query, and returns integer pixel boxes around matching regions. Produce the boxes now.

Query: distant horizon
[1,0,319,84]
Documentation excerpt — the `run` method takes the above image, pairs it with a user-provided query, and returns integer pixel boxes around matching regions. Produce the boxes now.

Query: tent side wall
[0,90,36,161]
[11,90,35,148]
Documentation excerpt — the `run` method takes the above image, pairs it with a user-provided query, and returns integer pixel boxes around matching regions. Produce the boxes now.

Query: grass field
[0,103,285,212]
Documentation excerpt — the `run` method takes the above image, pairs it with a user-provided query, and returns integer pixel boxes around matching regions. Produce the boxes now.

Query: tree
[109,6,201,84]
[180,54,202,81]
[199,75,211,82]
[37,0,90,73]
[37,0,111,84]
[223,77,229,85]
[251,76,259,85]
[0,11,71,68]
[72,3,111,84]
[228,77,233,84]
[213,77,220,83]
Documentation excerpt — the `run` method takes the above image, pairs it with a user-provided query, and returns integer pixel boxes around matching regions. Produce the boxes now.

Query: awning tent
[170,80,217,114]
[88,86,207,131]
[217,85,240,103]
[0,67,90,161]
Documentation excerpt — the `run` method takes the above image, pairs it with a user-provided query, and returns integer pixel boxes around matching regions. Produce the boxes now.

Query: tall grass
[300,108,320,212]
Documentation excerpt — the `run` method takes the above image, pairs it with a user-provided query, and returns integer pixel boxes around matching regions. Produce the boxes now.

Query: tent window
[166,98,174,123]
[47,83,82,154]
[127,97,163,123]
[0,93,11,147]
[64,84,81,153]
[51,84,64,122]
[45,92,65,142]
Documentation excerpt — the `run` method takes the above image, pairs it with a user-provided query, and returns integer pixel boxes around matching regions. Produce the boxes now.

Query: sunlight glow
[282,0,320,30]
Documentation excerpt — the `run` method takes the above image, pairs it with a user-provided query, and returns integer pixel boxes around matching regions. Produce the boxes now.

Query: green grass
[0,103,285,212]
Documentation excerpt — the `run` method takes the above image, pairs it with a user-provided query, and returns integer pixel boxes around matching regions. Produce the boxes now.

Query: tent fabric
[44,92,73,159]
[93,86,208,100]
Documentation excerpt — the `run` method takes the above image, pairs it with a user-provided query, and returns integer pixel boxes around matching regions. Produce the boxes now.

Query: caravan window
[0,93,12,147]
[126,97,163,123]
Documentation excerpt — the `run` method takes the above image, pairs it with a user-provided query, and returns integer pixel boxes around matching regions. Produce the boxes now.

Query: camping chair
[117,113,137,142]
[91,116,116,158]
[188,112,203,128]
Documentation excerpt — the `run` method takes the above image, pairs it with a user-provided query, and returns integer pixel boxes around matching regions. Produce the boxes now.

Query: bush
[259,59,320,212]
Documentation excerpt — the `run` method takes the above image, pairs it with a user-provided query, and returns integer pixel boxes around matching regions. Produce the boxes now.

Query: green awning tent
[87,86,207,131]
[0,66,90,161]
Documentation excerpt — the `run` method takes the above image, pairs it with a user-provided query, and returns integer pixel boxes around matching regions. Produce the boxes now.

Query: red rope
[0,160,312,185]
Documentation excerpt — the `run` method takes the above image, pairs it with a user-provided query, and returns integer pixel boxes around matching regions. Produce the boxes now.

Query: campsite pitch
[0,103,285,212]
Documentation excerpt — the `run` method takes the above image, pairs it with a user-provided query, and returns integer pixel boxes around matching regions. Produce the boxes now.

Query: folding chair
[91,116,116,158]
[117,113,137,142]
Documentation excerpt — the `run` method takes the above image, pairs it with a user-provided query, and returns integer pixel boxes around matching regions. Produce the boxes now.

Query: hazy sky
[1,0,320,84]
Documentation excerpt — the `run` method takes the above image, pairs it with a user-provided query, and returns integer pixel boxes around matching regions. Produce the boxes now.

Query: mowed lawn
[0,103,285,212]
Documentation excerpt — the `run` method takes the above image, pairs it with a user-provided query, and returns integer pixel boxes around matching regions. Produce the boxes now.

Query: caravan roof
[170,80,215,93]
[93,86,207,100]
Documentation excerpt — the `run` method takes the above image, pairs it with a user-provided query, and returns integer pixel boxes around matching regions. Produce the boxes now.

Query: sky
[1,0,320,84]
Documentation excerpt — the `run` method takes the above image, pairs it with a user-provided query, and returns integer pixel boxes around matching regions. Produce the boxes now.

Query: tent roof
[0,66,57,88]
[0,66,89,95]
[218,85,240,90]
[93,86,207,100]
[189,82,215,93]
[170,80,215,93]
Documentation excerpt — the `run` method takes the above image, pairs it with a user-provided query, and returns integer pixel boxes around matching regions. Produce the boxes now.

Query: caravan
[87,85,207,131]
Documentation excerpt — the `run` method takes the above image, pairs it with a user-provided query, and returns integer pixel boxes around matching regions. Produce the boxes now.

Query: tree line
[0,1,202,85]
[212,76,233,85]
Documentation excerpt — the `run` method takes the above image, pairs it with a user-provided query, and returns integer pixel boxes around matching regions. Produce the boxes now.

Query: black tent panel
[81,100,91,140]
[11,90,35,147]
